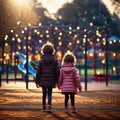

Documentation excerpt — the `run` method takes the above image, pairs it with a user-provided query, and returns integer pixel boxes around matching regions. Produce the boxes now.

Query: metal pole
[2,39,5,73]
[93,37,96,75]
[1,38,4,87]
[14,38,17,80]
[10,40,13,72]
[0,71,1,86]
[105,28,109,86]
[6,61,9,83]
[26,26,29,89]
[84,29,88,91]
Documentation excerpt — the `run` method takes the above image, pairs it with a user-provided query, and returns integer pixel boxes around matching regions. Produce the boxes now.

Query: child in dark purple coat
[35,42,60,112]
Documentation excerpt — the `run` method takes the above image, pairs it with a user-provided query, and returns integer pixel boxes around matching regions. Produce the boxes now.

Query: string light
[3,22,118,74]
[38,23,42,26]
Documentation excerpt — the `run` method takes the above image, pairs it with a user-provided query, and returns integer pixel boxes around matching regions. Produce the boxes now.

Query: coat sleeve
[74,68,82,91]
[58,69,63,86]
[54,60,60,83]
[35,61,41,84]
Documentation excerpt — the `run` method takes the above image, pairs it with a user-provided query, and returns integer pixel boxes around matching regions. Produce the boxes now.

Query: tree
[31,0,55,25]
[55,0,120,36]
[0,0,39,37]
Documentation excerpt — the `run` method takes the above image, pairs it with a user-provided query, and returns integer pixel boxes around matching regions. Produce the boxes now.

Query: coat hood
[41,55,56,65]
[61,63,75,74]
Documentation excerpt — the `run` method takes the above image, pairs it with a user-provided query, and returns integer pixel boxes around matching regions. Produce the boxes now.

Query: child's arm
[58,69,63,90]
[74,69,82,92]
[54,61,60,84]
[35,61,41,87]
[36,84,40,88]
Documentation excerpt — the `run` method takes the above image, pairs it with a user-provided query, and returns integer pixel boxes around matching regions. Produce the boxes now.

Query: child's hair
[62,50,76,65]
[41,42,55,55]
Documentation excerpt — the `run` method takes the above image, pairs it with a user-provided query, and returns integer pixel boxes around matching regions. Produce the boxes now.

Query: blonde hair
[41,42,55,55]
[62,50,76,65]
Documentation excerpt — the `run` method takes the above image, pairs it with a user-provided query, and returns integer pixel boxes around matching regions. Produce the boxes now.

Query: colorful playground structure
[14,53,36,77]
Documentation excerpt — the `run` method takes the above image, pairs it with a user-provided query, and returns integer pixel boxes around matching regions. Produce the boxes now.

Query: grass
[79,68,106,76]
[110,80,120,84]
[1,68,119,84]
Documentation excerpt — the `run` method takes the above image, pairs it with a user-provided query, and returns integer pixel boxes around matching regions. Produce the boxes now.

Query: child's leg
[42,87,47,111]
[48,87,52,105]
[64,93,69,112]
[47,87,52,112]
[70,93,75,106]
[64,93,69,106]
[70,93,76,112]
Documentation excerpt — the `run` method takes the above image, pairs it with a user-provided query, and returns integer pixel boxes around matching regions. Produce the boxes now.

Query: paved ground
[0,81,120,120]
[1,80,120,91]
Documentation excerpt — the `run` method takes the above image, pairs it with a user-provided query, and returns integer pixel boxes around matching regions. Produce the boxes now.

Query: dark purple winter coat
[35,54,60,88]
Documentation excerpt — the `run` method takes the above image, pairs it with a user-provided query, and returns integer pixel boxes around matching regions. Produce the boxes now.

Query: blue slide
[14,53,36,77]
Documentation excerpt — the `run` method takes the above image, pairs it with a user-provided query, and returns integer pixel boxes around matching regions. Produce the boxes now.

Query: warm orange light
[59,32,62,36]
[38,23,42,26]
[102,59,105,64]
[77,26,80,30]
[90,22,93,26]
[4,35,8,40]
[97,71,100,74]
[89,53,93,57]
[113,53,116,57]
[58,41,62,46]
[56,51,62,61]
[76,40,80,44]
[113,66,116,71]
[39,40,42,43]
[13,0,30,8]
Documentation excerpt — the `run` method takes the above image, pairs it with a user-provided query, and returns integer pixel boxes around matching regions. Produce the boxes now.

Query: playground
[0,23,120,90]
[0,0,120,120]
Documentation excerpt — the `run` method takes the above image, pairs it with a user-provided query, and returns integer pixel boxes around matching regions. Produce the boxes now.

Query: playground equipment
[14,53,36,77]
[1,23,119,90]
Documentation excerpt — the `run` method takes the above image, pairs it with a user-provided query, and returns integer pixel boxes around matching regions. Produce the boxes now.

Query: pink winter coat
[58,63,82,94]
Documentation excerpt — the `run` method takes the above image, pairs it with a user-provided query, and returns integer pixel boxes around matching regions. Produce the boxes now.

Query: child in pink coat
[58,51,82,112]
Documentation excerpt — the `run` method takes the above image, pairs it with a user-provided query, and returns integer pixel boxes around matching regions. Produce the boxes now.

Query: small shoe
[42,105,46,112]
[64,106,68,112]
[71,106,76,113]
[47,105,52,112]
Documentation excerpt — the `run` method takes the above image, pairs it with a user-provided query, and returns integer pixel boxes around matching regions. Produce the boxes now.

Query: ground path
[0,81,120,120]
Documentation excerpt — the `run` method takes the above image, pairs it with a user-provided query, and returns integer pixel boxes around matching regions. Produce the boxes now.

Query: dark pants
[42,87,52,106]
[64,92,75,106]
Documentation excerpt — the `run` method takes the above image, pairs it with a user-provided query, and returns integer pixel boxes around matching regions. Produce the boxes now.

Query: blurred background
[0,0,120,87]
